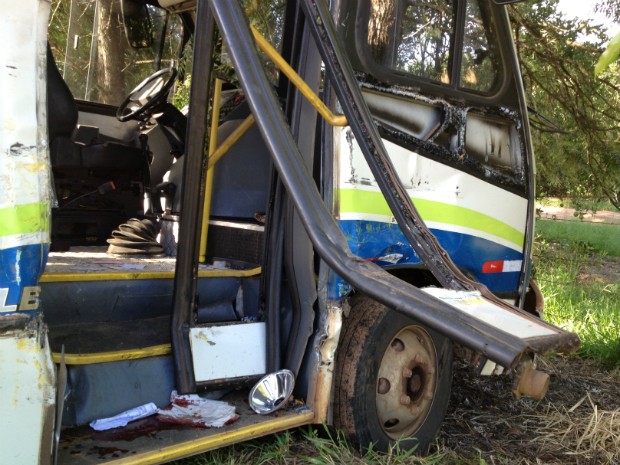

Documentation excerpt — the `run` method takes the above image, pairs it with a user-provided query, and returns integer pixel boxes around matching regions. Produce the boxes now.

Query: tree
[510,0,620,211]
[49,0,182,106]
[95,0,127,104]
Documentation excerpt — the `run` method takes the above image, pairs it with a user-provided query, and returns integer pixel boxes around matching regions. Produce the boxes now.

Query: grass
[535,219,620,256]
[534,220,620,367]
[170,427,472,465]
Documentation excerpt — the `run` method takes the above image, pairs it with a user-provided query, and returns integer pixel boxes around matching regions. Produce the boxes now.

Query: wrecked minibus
[0,0,580,463]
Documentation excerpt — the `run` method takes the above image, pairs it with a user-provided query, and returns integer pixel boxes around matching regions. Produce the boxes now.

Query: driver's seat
[47,44,79,145]
[46,44,151,250]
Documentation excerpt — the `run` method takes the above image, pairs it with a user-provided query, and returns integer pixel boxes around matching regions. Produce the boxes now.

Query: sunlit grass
[535,220,620,257]
[170,426,481,465]
[534,222,620,367]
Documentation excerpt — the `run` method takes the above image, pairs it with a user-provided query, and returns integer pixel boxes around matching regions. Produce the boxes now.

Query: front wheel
[333,293,453,453]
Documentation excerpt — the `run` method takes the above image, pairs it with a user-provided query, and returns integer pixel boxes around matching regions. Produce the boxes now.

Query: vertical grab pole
[171,0,215,394]
[199,78,223,263]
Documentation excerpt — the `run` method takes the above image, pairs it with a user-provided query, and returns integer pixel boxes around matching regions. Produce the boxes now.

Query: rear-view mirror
[121,0,153,48]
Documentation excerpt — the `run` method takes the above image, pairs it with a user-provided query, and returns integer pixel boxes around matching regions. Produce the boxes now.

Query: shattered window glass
[460,0,499,92]
[365,0,500,94]
[369,0,454,84]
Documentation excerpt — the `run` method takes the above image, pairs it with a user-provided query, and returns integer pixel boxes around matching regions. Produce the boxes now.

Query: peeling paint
[356,77,527,193]
[1,1,55,462]
[1,315,56,464]
[195,332,216,346]
[313,301,344,422]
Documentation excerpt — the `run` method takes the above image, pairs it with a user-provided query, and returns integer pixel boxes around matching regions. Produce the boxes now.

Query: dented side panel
[0,0,52,314]
[0,0,55,463]
[0,316,56,465]
[331,126,528,298]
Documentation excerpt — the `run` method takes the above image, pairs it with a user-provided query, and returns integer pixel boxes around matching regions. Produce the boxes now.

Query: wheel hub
[375,326,438,439]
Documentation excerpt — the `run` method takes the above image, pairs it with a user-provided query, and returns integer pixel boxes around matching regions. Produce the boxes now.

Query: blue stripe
[327,220,523,299]
[0,244,49,309]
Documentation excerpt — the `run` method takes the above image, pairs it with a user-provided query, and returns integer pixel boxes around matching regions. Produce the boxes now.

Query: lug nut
[400,395,411,405]
[402,368,413,378]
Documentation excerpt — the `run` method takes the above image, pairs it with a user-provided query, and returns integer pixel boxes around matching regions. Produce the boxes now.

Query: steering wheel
[116,67,178,122]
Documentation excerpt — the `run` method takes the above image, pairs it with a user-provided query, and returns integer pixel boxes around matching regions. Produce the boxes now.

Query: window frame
[351,0,511,104]
[50,0,186,107]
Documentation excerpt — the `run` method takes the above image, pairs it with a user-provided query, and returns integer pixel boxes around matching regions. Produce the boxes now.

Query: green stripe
[339,188,524,247]
[0,202,49,237]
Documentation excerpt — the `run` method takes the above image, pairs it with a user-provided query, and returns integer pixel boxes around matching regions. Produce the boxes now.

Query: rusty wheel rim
[375,325,437,440]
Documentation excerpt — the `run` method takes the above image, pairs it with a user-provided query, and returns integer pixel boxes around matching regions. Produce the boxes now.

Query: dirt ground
[578,258,620,285]
[537,205,620,225]
[436,206,620,464]
[438,358,620,464]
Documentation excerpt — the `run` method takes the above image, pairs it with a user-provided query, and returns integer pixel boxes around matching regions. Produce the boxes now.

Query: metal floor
[57,392,313,465]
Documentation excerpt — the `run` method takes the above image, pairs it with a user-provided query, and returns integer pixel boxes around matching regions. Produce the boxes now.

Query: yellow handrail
[251,25,348,127]
[207,114,255,169]
[199,78,223,263]
[204,27,347,174]
[197,28,347,262]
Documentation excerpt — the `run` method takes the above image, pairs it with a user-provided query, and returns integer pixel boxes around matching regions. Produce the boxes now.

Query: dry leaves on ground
[438,357,620,464]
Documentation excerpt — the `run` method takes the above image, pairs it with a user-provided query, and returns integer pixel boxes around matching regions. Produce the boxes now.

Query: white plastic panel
[190,322,267,382]
[422,288,557,339]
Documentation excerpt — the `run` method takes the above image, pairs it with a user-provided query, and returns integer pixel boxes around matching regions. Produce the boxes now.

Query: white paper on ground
[157,391,238,427]
[89,402,158,431]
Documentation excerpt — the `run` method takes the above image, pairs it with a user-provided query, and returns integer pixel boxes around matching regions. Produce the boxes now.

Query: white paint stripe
[502,260,523,272]
[339,212,523,252]
[337,129,529,232]
[0,232,49,251]
[339,212,397,223]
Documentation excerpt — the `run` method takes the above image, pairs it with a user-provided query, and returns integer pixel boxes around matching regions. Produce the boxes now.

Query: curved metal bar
[209,0,545,369]
[298,0,554,320]
[251,25,347,127]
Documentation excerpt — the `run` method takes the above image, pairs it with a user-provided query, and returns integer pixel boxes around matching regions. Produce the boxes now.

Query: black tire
[333,293,453,453]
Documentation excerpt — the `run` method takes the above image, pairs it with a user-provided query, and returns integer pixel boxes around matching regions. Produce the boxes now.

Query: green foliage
[538,197,615,213]
[49,0,184,105]
[595,30,620,75]
[172,74,191,110]
[510,0,620,211]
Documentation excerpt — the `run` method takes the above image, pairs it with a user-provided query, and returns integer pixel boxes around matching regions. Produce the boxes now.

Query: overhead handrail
[251,25,348,127]
[204,26,348,176]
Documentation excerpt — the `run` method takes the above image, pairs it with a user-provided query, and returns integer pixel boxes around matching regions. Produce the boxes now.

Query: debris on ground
[157,391,238,428]
[89,403,158,431]
[438,357,620,464]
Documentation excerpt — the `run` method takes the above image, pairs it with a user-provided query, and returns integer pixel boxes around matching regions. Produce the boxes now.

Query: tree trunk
[96,0,126,104]
[368,0,395,63]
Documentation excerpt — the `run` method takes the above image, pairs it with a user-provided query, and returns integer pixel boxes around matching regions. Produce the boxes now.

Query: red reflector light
[482,261,504,273]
